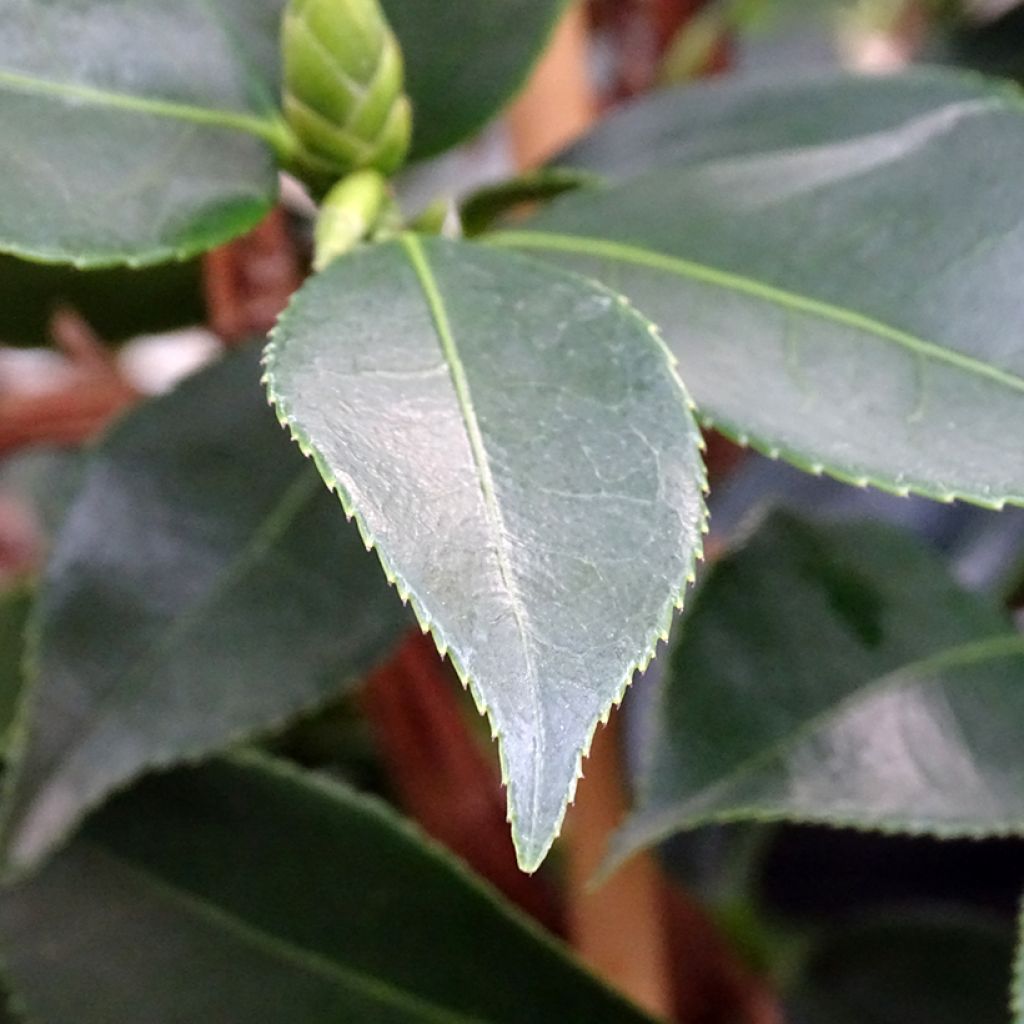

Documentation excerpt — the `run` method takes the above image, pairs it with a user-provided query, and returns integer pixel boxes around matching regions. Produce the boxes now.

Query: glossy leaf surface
[0,345,407,872]
[265,235,707,870]
[613,512,1024,867]
[497,70,1024,507]
[0,754,654,1024]
[383,0,569,158]
[0,0,286,266]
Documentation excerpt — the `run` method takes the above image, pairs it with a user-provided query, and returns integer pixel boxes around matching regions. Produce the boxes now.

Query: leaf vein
[489,231,1024,396]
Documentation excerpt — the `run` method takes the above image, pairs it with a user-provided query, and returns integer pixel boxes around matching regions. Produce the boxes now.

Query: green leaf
[383,0,570,159]
[0,254,204,347]
[493,69,1024,507]
[612,511,1024,868]
[789,910,1014,1024]
[0,344,407,873]
[0,753,655,1024]
[264,234,707,871]
[0,587,30,756]
[0,0,289,267]
[1014,898,1024,1023]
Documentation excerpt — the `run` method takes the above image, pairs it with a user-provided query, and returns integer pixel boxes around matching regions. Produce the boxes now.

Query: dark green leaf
[0,587,30,755]
[789,910,1014,1024]
[613,512,1024,868]
[459,168,602,238]
[0,254,204,347]
[0,753,654,1024]
[383,0,569,159]
[0,0,288,266]
[494,70,1024,507]
[0,447,82,555]
[1014,897,1024,1023]
[0,344,407,873]
[264,235,707,871]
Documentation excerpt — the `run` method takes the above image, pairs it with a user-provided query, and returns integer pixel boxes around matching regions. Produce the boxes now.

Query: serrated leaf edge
[262,236,709,872]
[606,632,1024,877]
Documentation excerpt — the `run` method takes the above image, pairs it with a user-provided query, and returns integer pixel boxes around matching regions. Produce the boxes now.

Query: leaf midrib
[489,230,1024,396]
[636,632,1024,839]
[81,842,487,1024]
[398,234,545,832]
[0,67,286,149]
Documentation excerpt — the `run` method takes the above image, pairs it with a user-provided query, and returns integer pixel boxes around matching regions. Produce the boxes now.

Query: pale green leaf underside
[0,755,654,1023]
[0,346,407,874]
[496,69,1024,507]
[612,512,1024,870]
[264,235,707,871]
[0,0,286,266]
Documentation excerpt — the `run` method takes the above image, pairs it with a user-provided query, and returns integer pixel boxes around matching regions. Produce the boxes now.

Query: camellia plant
[0,0,1023,1020]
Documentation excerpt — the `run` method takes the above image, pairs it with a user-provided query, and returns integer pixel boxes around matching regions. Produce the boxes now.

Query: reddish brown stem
[203,206,303,344]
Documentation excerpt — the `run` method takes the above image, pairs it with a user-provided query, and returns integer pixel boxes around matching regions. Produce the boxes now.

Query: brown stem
[0,307,137,455]
[203,206,303,344]
[564,719,675,1019]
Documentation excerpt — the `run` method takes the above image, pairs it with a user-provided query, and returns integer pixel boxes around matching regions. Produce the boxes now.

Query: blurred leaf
[0,0,286,266]
[613,512,1024,867]
[788,910,1013,1024]
[0,586,29,755]
[0,753,654,1024]
[383,0,570,159]
[0,448,82,557]
[0,344,408,873]
[0,255,204,347]
[495,70,1024,507]
[1013,897,1024,1022]
[265,234,708,871]
[928,3,1024,81]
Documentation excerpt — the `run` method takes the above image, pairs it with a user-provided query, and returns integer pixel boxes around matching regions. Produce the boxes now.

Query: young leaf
[493,70,1024,508]
[0,754,655,1024]
[0,345,407,873]
[612,511,1024,869]
[383,0,570,158]
[264,235,707,871]
[0,0,288,266]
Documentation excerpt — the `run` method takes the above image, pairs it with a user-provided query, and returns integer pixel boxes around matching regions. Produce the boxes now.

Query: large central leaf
[264,235,707,870]
[494,70,1024,507]
[0,0,287,266]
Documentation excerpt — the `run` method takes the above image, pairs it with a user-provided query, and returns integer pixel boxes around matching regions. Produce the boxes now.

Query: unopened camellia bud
[282,0,412,189]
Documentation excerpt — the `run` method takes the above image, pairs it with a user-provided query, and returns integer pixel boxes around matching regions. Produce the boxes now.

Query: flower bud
[282,0,412,189]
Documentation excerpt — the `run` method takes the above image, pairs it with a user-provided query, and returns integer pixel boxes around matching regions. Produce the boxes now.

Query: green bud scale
[282,0,412,189]
[313,169,389,270]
